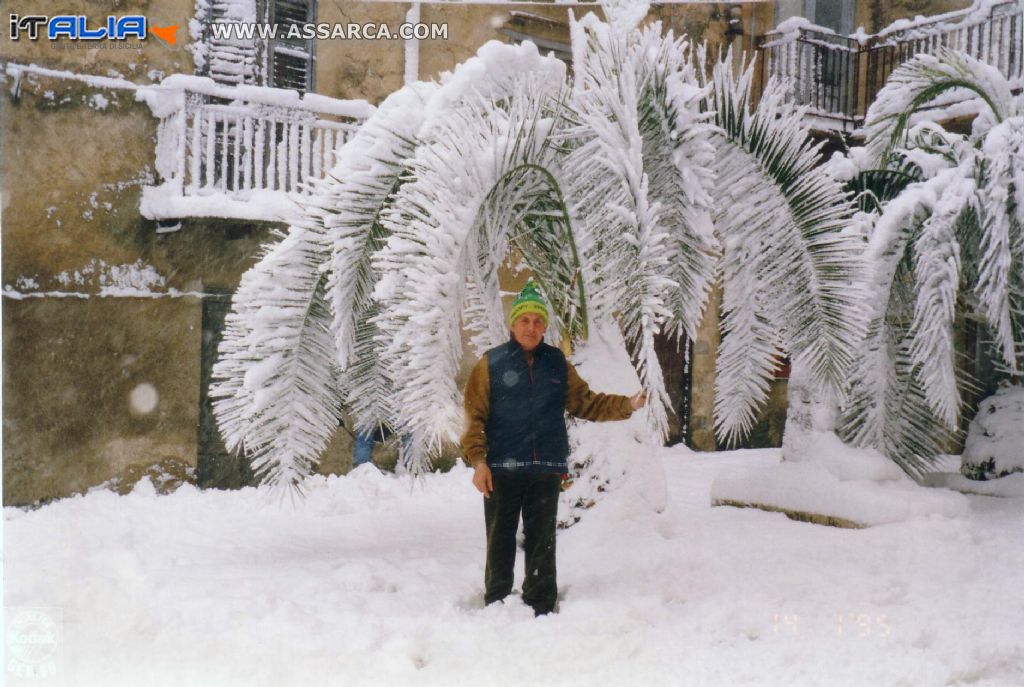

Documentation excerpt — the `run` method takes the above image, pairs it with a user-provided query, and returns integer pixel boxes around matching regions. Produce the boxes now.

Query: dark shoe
[527,600,556,616]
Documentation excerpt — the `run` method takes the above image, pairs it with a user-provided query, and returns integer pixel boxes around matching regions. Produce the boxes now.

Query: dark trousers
[484,470,561,615]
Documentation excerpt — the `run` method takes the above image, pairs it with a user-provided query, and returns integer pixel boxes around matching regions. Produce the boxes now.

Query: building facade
[3,0,1009,505]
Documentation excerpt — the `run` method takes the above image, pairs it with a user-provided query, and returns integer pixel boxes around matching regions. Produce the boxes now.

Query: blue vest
[485,339,570,472]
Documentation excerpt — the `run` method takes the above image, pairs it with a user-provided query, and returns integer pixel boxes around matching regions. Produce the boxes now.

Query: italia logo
[9,15,179,44]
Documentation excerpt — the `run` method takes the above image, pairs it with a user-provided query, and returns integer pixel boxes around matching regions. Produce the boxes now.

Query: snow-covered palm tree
[839,48,1024,477]
[210,9,864,491]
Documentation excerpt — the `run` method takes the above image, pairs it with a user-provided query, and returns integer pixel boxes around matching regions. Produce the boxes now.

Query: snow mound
[560,322,667,526]
[925,471,1024,498]
[711,434,970,527]
[785,430,906,483]
[963,384,1024,480]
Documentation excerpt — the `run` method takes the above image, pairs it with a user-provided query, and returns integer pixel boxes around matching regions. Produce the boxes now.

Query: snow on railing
[137,75,374,224]
[759,0,1023,131]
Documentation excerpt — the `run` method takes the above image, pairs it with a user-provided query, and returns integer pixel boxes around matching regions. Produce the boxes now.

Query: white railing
[138,75,373,223]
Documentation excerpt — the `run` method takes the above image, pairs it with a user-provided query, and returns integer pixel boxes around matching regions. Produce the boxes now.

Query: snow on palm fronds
[908,171,975,428]
[841,48,1024,478]
[213,20,868,488]
[702,57,866,446]
[841,168,971,476]
[214,42,570,486]
[324,82,437,438]
[863,48,1016,167]
[210,212,342,491]
[975,116,1024,373]
[375,74,572,474]
[565,16,718,440]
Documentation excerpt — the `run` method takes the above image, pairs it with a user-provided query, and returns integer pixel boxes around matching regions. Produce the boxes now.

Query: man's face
[511,313,547,352]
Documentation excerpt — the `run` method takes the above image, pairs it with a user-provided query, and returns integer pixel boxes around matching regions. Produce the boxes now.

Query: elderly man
[460,280,647,615]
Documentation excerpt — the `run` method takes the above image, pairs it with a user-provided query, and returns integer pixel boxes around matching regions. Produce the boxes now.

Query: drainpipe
[404,2,421,85]
[748,4,757,61]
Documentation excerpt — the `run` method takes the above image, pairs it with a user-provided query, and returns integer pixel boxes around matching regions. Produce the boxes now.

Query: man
[460,279,647,616]
[351,424,409,470]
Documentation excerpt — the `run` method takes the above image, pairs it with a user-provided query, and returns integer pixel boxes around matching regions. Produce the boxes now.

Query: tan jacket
[460,350,634,468]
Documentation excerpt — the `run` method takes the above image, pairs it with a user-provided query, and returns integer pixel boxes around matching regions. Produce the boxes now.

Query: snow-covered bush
[839,49,1024,478]
[210,8,864,492]
[962,384,1024,480]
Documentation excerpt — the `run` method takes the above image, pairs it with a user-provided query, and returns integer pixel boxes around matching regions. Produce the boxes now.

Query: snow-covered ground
[5,447,1023,687]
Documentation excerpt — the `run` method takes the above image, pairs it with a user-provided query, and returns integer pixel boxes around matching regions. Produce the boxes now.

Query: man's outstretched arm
[565,362,645,421]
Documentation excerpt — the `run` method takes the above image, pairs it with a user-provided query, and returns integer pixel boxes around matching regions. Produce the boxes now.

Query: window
[775,0,854,35]
[498,11,572,65]
[194,0,316,92]
[267,0,316,92]
[808,0,855,35]
[198,0,261,86]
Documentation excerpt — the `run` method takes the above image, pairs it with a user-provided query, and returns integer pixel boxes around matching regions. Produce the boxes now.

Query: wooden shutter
[269,0,316,92]
[203,0,261,86]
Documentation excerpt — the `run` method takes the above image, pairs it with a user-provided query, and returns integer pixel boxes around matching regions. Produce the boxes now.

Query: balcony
[137,76,373,225]
[757,0,1023,132]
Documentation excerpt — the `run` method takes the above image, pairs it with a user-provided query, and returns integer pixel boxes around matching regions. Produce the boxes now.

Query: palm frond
[323,83,436,435]
[564,19,719,439]
[325,83,433,367]
[704,58,866,444]
[210,216,342,491]
[633,27,719,343]
[864,48,1014,167]
[975,117,1024,373]
[907,171,975,428]
[840,168,966,475]
[844,336,957,478]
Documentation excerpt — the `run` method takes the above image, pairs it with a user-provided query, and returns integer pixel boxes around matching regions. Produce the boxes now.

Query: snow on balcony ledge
[137,76,374,224]
[137,75,375,120]
[140,184,303,224]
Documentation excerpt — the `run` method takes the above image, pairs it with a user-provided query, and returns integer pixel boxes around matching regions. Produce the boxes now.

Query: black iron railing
[758,0,1023,131]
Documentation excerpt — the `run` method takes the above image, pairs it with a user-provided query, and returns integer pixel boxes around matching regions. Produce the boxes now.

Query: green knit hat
[508,279,549,326]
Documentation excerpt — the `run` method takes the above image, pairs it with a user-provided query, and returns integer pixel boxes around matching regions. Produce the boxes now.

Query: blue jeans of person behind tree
[353,431,411,467]
[353,432,376,466]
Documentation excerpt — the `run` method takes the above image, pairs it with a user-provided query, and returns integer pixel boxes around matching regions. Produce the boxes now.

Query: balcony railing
[758,0,1023,131]
[138,76,373,223]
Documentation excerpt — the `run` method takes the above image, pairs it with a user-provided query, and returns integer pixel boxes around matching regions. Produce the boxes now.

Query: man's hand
[472,463,493,498]
[630,390,648,411]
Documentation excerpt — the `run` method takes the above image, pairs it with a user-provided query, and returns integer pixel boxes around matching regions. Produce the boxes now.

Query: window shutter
[202,0,261,86]
[269,0,316,92]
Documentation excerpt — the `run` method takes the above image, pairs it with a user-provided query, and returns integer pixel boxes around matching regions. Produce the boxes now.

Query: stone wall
[0,64,275,503]
[0,0,273,504]
[2,298,202,504]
